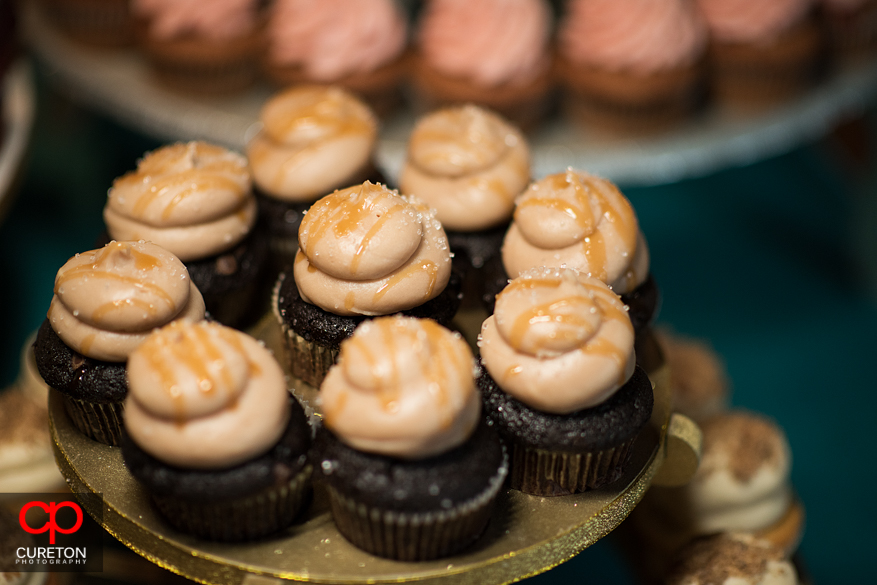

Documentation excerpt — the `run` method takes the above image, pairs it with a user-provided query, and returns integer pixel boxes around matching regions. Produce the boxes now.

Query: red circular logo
[19,501,84,545]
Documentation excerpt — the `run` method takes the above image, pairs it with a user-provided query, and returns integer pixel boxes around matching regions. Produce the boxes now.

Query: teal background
[2,69,876,583]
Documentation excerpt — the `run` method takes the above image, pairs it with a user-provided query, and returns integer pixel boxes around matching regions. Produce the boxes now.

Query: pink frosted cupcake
[819,0,877,59]
[132,0,264,94]
[556,0,709,133]
[695,0,827,107]
[411,0,555,131]
[263,0,409,116]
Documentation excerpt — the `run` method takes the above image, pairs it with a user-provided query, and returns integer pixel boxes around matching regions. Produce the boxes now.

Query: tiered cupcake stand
[48,312,702,585]
[20,1,877,187]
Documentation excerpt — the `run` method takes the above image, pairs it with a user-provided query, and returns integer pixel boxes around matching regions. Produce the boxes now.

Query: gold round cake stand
[48,318,700,585]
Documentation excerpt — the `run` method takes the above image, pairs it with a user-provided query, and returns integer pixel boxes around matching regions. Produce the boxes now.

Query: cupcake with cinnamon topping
[273,181,461,388]
[33,241,206,445]
[477,267,654,496]
[486,169,660,369]
[399,104,531,285]
[411,0,555,131]
[247,86,384,269]
[262,0,409,116]
[630,410,804,578]
[315,316,507,560]
[104,141,268,328]
[121,320,313,541]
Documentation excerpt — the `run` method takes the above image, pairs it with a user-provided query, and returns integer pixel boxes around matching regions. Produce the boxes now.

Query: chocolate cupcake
[477,267,653,496]
[398,104,531,301]
[273,181,461,388]
[103,141,268,329]
[33,241,206,445]
[122,320,312,541]
[487,169,660,371]
[247,85,386,273]
[315,316,507,560]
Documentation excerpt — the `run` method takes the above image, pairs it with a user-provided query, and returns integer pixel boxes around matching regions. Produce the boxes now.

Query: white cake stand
[20,1,877,186]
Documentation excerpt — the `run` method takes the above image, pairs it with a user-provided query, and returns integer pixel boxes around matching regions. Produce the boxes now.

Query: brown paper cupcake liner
[272,275,339,389]
[325,446,508,561]
[509,436,638,496]
[42,0,134,47]
[284,330,338,389]
[61,394,124,446]
[135,20,264,95]
[151,464,313,542]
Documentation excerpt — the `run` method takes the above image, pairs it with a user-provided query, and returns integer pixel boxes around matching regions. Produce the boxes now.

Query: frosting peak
[696,0,812,43]
[267,0,408,80]
[125,321,291,469]
[48,241,206,362]
[132,0,258,41]
[502,169,649,294]
[418,0,552,86]
[479,267,636,413]
[247,86,378,202]
[399,105,531,231]
[104,142,255,262]
[321,317,481,459]
[294,182,452,316]
[560,0,708,74]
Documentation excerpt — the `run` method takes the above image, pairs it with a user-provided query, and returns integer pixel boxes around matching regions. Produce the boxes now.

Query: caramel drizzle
[499,277,632,384]
[516,174,637,282]
[302,185,410,276]
[508,297,598,352]
[373,260,439,304]
[131,171,245,221]
[340,320,458,417]
[55,246,179,321]
[580,282,633,385]
[142,325,254,423]
[271,96,371,141]
[79,334,96,357]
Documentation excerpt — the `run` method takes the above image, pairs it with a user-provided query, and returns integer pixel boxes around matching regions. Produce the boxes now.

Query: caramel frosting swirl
[399,105,531,231]
[247,86,378,202]
[125,321,291,469]
[502,169,649,295]
[294,182,452,316]
[321,316,481,459]
[47,241,206,362]
[479,267,636,414]
[104,142,255,262]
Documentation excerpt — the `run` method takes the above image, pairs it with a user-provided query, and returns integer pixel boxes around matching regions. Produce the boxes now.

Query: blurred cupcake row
[38,0,877,134]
